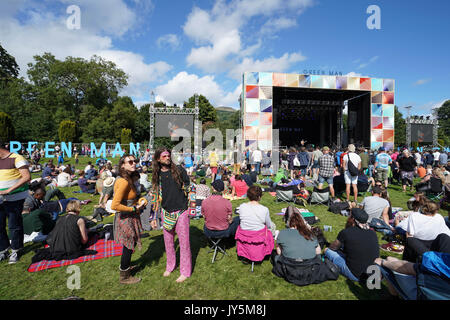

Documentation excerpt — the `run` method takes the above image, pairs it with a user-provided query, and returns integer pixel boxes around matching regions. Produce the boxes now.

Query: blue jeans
[369,218,394,235]
[325,249,359,281]
[445,217,450,230]
[255,162,261,174]
[0,199,25,251]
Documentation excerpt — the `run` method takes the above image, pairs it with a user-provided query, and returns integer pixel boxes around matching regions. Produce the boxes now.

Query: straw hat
[103,177,116,188]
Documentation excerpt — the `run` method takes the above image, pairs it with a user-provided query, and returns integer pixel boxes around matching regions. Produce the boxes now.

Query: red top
[232,180,249,197]
[201,195,232,231]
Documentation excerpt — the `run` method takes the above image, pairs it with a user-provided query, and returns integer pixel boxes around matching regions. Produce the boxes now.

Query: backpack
[328,200,350,214]
[347,153,359,177]
[416,252,450,300]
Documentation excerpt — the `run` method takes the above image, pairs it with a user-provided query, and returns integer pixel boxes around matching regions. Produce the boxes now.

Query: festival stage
[241,72,395,151]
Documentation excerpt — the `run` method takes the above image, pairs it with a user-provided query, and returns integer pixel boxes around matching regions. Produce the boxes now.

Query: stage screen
[155,114,194,137]
[411,124,433,143]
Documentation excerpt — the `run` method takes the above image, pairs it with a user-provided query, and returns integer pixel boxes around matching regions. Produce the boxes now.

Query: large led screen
[155,114,194,137]
[411,124,434,143]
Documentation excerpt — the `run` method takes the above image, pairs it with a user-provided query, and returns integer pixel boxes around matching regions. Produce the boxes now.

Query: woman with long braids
[111,154,147,284]
[151,147,192,283]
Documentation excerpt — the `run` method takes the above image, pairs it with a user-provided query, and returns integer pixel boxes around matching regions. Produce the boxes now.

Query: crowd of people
[1,139,449,298]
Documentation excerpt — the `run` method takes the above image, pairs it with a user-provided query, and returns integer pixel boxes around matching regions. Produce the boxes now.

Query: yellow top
[111,177,137,212]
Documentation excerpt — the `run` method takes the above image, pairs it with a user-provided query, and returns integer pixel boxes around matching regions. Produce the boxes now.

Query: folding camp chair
[425,177,444,201]
[206,237,228,263]
[308,186,330,207]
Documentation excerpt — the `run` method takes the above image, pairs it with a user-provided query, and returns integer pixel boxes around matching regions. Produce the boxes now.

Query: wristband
[132,206,136,212]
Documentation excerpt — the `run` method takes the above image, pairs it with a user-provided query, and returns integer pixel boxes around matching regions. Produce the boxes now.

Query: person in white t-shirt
[403,201,450,262]
[432,150,441,167]
[251,149,263,175]
[56,166,77,187]
[342,144,362,202]
[84,161,93,173]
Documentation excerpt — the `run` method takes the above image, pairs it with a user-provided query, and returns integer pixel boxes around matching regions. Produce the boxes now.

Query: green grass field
[0,156,447,300]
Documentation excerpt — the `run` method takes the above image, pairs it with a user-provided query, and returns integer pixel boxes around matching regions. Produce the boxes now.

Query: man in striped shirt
[0,140,31,264]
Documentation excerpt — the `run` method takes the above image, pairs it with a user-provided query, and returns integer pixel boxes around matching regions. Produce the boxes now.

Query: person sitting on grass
[31,200,95,262]
[77,171,96,194]
[324,208,379,281]
[56,166,78,188]
[202,180,240,239]
[231,174,249,199]
[195,178,211,206]
[360,186,393,234]
[402,201,450,263]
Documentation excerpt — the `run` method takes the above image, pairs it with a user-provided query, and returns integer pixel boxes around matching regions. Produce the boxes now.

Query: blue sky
[1,0,449,115]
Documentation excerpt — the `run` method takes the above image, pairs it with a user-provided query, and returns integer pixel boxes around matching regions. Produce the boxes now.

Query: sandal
[380,242,404,254]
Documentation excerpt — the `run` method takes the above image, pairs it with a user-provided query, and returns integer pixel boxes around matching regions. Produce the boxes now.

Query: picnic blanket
[27,236,123,272]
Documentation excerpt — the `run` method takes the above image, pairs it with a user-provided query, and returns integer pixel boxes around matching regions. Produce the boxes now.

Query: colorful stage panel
[383,117,394,129]
[336,77,347,90]
[259,72,273,86]
[259,99,273,113]
[347,77,360,90]
[246,85,259,99]
[258,126,272,140]
[299,75,311,88]
[383,79,394,92]
[382,104,395,117]
[323,76,336,89]
[382,92,394,104]
[286,74,299,87]
[260,112,272,126]
[371,129,383,142]
[371,141,383,150]
[383,129,394,142]
[257,140,271,151]
[311,76,323,88]
[372,104,383,117]
[360,78,371,91]
[371,78,383,92]
[245,98,260,113]
[245,72,259,85]
[371,116,383,130]
[259,86,273,100]
[273,73,286,87]
[244,127,258,140]
[371,91,383,104]
[383,142,394,151]
[245,113,260,127]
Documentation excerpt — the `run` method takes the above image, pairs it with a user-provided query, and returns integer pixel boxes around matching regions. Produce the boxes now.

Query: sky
[1,0,449,116]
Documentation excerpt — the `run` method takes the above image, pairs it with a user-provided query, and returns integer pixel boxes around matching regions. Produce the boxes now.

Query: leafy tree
[109,97,137,141]
[436,100,450,146]
[0,44,19,87]
[58,120,77,142]
[121,128,132,147]
[185,94,217,125]
[0,112,15,142]
[394,106,406,147]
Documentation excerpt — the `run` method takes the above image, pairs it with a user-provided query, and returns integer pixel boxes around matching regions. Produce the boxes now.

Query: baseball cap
[351,208,369,224]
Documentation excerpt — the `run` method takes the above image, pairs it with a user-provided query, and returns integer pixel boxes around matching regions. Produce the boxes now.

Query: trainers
[0,251,8,262]
[8,250,19,264]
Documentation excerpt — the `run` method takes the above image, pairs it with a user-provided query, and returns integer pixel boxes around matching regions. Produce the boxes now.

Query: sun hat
[348,144,356,152]
[103,177,116,188]
[322,146,330,151]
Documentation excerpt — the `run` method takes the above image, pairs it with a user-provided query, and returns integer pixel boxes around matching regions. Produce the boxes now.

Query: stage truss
[149,95,200,158]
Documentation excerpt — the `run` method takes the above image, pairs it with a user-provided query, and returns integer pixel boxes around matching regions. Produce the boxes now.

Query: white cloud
[357,56,379,69]
[183,0,314,74]
[156,34,181,50]
[413,78,432,86]
[0,0,170,100]
[155,72,241,107]
[260,17,298,35]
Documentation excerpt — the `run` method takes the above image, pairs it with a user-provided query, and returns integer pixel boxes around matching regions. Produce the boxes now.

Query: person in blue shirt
[374,147,392,189]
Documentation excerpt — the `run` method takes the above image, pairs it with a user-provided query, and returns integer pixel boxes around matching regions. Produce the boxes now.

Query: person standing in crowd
[432,149,441,167]
[111,154,147,284]
[311,145,323,180]
[397,149,417,192]
[439,150,448,166]
[374,147,392,189]
[342,144,361,203]
[0,140,31,264]
[318,146,335,199]
[209,150,219,182]
[297,146,310,178]
[151,148,192,283]
[414,150,422,167]
[251,148,262,175]
[358,147,369,176]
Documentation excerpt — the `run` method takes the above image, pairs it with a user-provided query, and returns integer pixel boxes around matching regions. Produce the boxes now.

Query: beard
[159,160,171,169]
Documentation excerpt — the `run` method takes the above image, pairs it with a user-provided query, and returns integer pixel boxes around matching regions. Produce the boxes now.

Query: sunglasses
[126,159,139,165]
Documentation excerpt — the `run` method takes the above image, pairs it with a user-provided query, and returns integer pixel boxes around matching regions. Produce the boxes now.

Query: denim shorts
[318,175,333,185]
